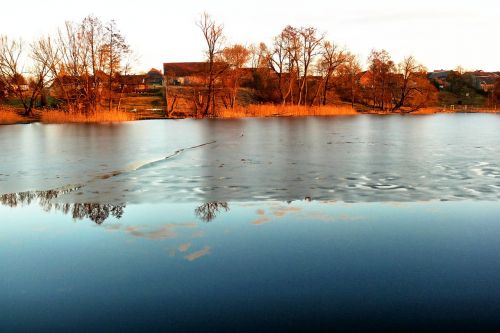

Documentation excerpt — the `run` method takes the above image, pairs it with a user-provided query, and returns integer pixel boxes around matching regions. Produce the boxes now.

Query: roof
[428,70,453,80]
[121,74,146,84]
[148,68,162,75]
[163,62,208,77]
[468,70,498,78]
[476,76,498,85]
[163,62,229,77]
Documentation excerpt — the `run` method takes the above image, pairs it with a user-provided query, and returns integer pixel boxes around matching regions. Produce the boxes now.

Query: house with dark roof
[428,70,454,80]
[145,68,163,86]
[163,62,230,86]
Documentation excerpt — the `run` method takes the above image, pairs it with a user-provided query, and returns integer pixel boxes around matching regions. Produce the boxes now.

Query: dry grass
[218,104,359,118]
[0,107,27,125]
[40,110,136,123]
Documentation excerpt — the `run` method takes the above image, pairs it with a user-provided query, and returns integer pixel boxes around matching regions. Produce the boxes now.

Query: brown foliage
[220,44,250,108]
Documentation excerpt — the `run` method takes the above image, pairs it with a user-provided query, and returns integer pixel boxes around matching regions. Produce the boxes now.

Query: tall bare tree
[268,32,290,104]
[297,27,323,105]
[312,40,347,106]
[197,12,225,117]
[103,20,130,112]
[30,36,60,108]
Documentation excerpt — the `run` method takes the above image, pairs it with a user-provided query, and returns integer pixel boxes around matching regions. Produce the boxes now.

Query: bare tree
[312,40,347,106]
[30,36,60,108]
[103,20,130,112]
[266,26,326,106]
[268,26,302,105]
[282,26,301,105]
[248,42,268,70]
[297,27,323,105]
[392,56,437,112]
[268,32,290,104]
[52,17,106,113]
[0,36,53,116]
[392,56,423,111]
[197,12,225,117]
[40,16,131,114]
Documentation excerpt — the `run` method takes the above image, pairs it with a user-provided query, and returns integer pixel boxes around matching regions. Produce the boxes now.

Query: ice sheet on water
[2,115,500,204]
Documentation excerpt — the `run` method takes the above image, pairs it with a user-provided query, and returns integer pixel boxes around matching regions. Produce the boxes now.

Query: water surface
[2,114,500,202]
[2,114,500,331]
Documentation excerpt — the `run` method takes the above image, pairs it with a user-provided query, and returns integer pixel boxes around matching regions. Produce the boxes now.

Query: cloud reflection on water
[184,246,211,261]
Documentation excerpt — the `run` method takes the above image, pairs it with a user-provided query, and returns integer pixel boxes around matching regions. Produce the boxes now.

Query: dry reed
[0,107,27,124]
[40,110,136,123]
[218,104,359,118]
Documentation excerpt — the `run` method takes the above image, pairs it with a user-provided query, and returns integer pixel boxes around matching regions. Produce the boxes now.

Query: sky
[1,0,499,73]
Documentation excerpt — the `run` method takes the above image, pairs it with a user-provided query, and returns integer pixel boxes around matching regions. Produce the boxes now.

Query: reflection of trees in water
[63,203,125,224]
[195,202,229,222]
[0,186,125,224]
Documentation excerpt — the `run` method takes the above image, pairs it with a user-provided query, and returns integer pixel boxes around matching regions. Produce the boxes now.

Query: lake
[2,114,500,331]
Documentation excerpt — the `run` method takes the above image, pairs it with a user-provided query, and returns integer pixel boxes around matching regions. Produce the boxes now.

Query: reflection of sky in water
[2,200,500,331]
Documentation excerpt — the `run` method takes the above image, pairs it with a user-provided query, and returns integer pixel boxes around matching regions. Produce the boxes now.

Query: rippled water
[2,114,500,331]
[2,114,500,203]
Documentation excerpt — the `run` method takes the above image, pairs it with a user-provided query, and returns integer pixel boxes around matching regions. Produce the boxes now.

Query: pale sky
[1,0,499,73]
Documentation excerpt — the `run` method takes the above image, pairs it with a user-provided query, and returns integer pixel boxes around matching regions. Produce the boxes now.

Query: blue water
[2,115,500,331]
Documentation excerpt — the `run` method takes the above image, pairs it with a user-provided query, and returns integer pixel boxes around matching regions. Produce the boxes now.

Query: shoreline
[1,106,499,125]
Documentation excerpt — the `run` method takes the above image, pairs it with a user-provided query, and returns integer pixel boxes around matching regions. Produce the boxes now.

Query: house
[428,70,453,80]
[163,62,208,86]
[163,62,230,86]
[428,70,454,89]
[467,71,499,92]
[118,74,147,93]
[145,68,163,86]
[120,69,163,92]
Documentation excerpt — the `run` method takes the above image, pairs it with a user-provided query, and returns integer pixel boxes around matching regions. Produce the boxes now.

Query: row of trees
[1,13,466,117]
[196,13,438,115]
[0,16,131,116]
